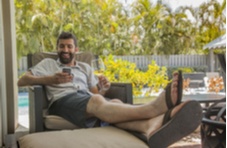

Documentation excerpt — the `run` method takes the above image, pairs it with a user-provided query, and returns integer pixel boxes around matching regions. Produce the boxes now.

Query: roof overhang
[203,34,226,50]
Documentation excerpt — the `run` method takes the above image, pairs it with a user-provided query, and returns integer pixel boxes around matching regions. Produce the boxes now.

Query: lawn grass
[133,96,156,104]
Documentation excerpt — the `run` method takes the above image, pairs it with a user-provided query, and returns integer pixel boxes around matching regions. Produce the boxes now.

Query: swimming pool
[18,92,29,128]
[18,92,29,107]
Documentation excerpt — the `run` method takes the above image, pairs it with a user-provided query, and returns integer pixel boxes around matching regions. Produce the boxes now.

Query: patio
[134,85,225,147]
[183,90,225,106]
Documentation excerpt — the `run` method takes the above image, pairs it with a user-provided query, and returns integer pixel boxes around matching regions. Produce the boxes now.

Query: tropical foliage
[100,55,169,97]
[15,0,226,59]
[177,0,226,54]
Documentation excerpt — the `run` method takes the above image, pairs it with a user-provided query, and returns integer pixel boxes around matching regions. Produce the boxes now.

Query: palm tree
[131,0,195,55]
[15,0,225,58]
[178,0,226,53]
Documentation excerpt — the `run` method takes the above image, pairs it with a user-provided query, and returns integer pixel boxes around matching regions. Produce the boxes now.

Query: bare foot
[145,102,186,138]
[117,102,186,140]
[147,71,180,117]
[115,101,201,148]
[147,101,202,148]
[170,72,179,106]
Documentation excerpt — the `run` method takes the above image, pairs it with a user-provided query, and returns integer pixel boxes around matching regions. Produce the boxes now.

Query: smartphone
[62,68,71,75]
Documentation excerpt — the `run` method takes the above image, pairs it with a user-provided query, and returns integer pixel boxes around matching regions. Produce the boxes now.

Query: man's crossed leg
[86,71,202,147]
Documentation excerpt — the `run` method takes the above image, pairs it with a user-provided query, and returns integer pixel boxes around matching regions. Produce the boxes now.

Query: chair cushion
[44,115,79,130]
[31,51,95,67]
[19,126,149,148]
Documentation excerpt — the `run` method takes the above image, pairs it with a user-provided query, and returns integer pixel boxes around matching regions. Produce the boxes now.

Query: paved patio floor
[169,126,201,148]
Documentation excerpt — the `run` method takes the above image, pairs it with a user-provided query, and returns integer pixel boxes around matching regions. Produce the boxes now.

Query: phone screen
[62,68,71,75]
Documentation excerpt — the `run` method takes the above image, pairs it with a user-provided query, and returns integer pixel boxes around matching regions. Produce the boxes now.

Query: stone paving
[169,127,202,148]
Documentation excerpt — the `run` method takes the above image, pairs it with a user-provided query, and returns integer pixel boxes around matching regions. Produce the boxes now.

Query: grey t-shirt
[30,58,98,104]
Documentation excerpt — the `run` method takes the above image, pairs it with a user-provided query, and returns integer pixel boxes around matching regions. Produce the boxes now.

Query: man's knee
[109,99,123,104]
[87,94,105,113]
[90,94,106,105]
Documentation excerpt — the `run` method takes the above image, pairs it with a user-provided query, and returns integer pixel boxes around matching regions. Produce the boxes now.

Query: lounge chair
[24,51,133,132]
[16,51,149,148]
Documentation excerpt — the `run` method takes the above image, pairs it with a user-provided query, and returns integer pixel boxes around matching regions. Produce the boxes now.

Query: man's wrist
[99,89,106,94]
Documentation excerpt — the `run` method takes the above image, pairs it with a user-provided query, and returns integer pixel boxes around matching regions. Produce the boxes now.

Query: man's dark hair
[56,32,77,47]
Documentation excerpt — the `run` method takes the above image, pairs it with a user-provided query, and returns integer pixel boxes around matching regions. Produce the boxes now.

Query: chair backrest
[217,54,226,91]
[27,51,95,68]
[206,72,219,79]
[27,52,96,109]
[183,72,206,88]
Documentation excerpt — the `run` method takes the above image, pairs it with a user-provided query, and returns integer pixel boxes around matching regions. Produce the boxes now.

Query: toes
[172,71,179,77]
[171,80,178,93]
[172,73,179,82]
[171,87,178,104]
[171,79,178,106]
[171,81,178,87]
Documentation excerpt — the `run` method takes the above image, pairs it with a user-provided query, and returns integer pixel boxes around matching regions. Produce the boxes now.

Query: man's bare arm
[17,71,73,86]
[90,86,99,94]
[89,75,111,95]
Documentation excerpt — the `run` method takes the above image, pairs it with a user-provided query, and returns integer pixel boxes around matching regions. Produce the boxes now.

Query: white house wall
[1,0,18,146]
[0,1,7,146]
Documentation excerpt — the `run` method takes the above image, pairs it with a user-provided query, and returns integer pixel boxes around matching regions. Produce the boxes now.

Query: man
[18,32,202,147]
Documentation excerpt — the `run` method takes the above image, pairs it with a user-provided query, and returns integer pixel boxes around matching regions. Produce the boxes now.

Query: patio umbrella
[203,34,226,72]
[217,54,226,73]
[203,34,226,50]
[217,54,226,91]
[203,34,226,90]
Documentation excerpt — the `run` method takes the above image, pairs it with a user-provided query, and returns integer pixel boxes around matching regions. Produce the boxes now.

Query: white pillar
[0,1,7,146]
[1,0,18,137]
[209,49,215,72]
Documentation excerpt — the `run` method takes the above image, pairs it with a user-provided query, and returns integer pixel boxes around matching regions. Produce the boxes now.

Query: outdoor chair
[15,52,152,148]
[205,72,219,79]
[16,52,202,148]
[200,98,226,148]
[27,52,133,133]
[200,54,226,148]
[204,72,220,91]
[183,72,206,88]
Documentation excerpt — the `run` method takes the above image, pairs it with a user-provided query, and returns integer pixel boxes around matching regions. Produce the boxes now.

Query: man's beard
[58,52,74,64]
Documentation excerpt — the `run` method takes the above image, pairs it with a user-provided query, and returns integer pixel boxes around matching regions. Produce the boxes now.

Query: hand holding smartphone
[62,68,72,75]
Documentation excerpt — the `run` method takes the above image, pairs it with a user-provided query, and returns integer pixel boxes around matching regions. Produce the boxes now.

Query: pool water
[18,92,29,107]
[18,92,29,128]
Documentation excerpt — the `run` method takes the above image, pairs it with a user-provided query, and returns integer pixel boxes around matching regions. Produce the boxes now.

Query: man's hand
[53,72,73,84]
[18,71,73,86]
[98,75,111,92]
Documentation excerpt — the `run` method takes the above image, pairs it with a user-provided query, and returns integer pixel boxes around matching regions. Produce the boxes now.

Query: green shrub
[101,55,169,97]
[167,67,194,79]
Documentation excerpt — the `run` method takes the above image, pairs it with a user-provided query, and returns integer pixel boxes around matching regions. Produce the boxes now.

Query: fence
[18,56,28,77]
[18,54,211,76]
[115,54,209,70]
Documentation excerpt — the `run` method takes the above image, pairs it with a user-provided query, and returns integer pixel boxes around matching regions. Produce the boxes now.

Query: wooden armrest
[105,83,133,104]
[28,85,45,133]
